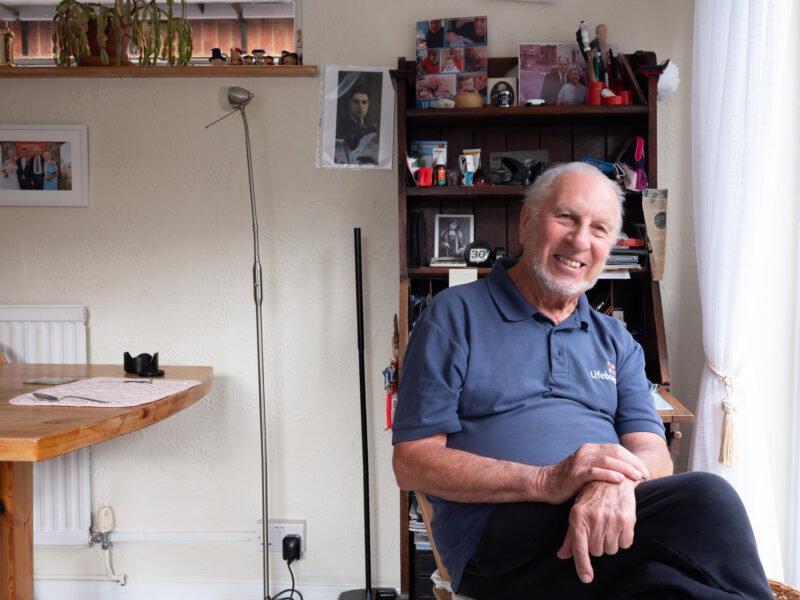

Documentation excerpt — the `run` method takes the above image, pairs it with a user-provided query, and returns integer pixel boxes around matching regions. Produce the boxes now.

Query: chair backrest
[0,351,7,364]
[416,491,452,582]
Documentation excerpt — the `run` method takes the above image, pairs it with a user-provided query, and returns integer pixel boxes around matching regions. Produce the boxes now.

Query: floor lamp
[339,229,397,600]
[207,86,271,600]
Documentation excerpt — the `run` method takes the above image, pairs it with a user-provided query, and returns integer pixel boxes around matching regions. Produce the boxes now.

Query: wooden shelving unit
[391,55,690,599]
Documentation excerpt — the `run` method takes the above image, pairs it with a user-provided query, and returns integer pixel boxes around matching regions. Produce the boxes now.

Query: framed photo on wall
[318,66,394,169]
[0,124,88,206]
[434,214,474,258]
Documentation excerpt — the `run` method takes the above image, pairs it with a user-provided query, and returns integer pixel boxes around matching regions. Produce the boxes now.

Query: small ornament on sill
[209,48,226,66]
[0,22,14,66]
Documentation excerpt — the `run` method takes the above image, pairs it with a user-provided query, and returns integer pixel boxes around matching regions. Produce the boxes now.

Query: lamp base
[338,589,397,600]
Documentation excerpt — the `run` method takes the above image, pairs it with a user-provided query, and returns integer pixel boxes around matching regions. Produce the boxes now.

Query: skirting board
[34,578,399,600]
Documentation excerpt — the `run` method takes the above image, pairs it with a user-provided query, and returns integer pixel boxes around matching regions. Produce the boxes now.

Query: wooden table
[656,388,695,456]
[0,363,213,600]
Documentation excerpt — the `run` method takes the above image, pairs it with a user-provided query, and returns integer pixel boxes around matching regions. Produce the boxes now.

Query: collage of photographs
[414,16,488,109]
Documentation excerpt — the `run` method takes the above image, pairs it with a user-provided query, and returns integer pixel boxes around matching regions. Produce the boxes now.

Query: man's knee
[637,471,753,544]
[673,471,746,515]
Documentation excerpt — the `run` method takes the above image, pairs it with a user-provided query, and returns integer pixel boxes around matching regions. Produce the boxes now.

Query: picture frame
[318,66,394,169]
[487,77,517,106]
[0,124,88,206]
[517,42,618,105]
[434,214,474,258]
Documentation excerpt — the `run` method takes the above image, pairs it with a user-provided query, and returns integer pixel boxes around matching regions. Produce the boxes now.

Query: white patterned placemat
[10,377,202,408]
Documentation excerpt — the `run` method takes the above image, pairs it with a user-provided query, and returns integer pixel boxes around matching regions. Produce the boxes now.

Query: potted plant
[52,0,193,67]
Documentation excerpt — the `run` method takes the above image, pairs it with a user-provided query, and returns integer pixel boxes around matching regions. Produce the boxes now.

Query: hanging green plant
[52,0,193,67]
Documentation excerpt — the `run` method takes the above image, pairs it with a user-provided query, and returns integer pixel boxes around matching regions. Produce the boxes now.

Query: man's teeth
[556,255,582,268]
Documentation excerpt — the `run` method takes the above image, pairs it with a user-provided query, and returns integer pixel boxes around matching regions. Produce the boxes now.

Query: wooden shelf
[407,266,647,279]
[406,185,526,198]
[0,64,318,78]
[406,103,648,128]
[408,267,492,278]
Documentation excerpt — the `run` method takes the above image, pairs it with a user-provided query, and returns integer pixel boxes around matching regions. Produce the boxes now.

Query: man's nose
[568,224,592,249]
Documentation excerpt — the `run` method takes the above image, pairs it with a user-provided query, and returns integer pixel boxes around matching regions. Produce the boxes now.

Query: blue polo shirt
[392,258,665,591]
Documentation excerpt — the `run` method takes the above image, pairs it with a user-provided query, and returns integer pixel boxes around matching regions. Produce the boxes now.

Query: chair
[0,351,7,364]
[417,492,799,600]
[415,492,476,600]
[770,579,800,600]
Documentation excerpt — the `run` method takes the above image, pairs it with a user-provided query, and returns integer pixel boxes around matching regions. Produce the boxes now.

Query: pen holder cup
[588,82,604,106]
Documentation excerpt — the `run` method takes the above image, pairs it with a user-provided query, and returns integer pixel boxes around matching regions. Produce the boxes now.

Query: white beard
[531,255,598,298]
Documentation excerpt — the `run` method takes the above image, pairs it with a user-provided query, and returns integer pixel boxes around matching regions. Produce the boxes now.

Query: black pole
[339,229,396,600]
[355,228,372,599]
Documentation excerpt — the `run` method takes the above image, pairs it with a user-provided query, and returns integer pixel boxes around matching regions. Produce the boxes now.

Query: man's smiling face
[521,171,619,299]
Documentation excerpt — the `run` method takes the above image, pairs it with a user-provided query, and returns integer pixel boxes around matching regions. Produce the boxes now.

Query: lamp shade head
[228,86,254,107]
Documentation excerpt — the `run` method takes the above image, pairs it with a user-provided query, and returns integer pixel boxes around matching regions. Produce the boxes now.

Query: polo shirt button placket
[551,332,568,376]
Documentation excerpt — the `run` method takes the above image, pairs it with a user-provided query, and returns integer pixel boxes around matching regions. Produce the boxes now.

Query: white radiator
[0,305,91,547]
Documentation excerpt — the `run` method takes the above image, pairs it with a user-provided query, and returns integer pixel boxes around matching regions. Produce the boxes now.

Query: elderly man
[541,55,571,104]
[392,162,772,599]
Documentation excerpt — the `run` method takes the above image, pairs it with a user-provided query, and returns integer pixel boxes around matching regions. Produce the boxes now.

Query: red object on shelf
[616,238,646,247]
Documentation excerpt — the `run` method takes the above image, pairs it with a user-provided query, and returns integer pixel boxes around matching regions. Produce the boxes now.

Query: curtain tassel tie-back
[706,359,738,465]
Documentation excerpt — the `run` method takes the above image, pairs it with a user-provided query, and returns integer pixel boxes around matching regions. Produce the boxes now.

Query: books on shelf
[430,257,467,268]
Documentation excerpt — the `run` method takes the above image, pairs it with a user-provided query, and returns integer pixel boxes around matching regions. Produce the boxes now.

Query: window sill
[0,64,318,78]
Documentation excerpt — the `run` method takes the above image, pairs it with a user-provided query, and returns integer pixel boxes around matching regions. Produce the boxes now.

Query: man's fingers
[619,521,635,550]
[559,527,594,584]
[572,542,594,584]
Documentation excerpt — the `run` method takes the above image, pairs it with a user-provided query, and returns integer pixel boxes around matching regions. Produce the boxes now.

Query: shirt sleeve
[391,312,467,444]
[613,334,666,439]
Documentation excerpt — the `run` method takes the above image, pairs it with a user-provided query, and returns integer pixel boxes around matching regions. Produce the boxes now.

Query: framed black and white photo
[0,124,87,206]
[434,214,474,258]
[318,66,394,169]
[488,78,517,106]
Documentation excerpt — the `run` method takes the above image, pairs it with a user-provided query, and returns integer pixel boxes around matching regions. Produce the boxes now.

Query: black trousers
[458,472,773,600]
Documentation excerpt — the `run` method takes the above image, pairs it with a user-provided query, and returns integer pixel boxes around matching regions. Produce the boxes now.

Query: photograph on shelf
[487,78,517,106]
[434,214,474,259]
[318,66,394,169]
[518,42,619,105]
[0,125,87,207]
[414,16,488,108]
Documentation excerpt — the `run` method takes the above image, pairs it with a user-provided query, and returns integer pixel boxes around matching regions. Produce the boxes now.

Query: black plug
[282,534,301,565]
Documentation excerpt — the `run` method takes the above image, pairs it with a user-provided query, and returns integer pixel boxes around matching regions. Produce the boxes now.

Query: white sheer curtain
[688,0,791,580]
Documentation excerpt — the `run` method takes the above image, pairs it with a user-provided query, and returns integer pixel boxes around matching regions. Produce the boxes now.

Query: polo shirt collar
[487,258,591,328]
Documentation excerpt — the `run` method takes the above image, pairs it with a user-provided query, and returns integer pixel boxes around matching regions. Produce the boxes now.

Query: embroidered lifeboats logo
[590,362,617,383]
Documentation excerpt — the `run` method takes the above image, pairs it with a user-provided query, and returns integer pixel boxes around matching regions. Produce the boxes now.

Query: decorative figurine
[280,50,299,65]
[0,22,14,66]
[209,47,226,66]
[229,47,243,65]
[252,49,266,65]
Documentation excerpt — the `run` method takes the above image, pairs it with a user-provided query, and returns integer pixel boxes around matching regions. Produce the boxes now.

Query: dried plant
[52,0,193,66]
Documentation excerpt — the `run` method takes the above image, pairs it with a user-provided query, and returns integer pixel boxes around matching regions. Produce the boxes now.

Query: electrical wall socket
[255,519,305,553]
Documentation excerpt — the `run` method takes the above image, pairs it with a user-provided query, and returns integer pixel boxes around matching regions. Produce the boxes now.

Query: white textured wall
[9,0,796,593]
